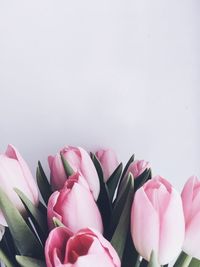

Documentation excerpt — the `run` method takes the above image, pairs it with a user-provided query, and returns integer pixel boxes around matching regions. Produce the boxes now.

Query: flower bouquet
[0,144,199,267]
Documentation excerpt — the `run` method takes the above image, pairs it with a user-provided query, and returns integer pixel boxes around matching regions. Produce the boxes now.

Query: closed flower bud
[0,145,39,226]
[131,176,185,265]
[47,172,103,234]
[48,146,100,199]
[95,148,119,182]
[181,176,200,260]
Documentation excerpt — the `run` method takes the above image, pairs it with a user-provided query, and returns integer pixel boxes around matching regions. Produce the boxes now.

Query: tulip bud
[95,148,119,182]
[131,176,185,265]
[181,176,200,260]
[48,146,100,200]
[127,160,150,179]
[0,145,39,226]
[47,172,103,234]
[45,227,121,267]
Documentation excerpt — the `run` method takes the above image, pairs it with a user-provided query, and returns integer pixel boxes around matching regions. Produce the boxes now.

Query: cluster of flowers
[0,144,199,267]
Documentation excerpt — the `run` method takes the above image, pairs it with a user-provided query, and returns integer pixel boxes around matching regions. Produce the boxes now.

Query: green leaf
[1,228,17,264]
[14,188,48,243]
[134,168,152,191]
[174,252,192,267]
[106,163,123,201]
[0,248,15,267]
[148,251,160,267]
[110,174,134,259]
[122,232,139,267]
[116,154,134,199]
[60,154,74,176]
[189,258,200,267]
[16,255,46,267]
[111,173,133,232]
[36,161,52,205]
[0,188,43,259]
[90,152,104,182]
[121,154,134,179]
[91,153,112,237]
[53,217,65,227]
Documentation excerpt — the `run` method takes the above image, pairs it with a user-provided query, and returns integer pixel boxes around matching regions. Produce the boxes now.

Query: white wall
[0,0,199,190]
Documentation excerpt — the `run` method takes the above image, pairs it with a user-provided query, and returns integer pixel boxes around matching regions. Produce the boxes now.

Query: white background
[0,1,199,190]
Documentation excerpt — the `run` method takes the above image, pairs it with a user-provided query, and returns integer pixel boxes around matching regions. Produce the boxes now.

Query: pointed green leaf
[1,228,18,264]
[90,152,104,182]
[134,168,152,191]
[106,163,123,201]
[117,154,134,198]
[174,252,192,267]
[0,248,15,267]
[36,161,52,205]
[148,251,160,267]
[121,154,134,179]
[111,174,134,259]
[53,217,65,227]
[16,255,46,267]
[122,232,139,267]
[0,188,43,259]
[91,153,112,237]
[111,173,133,231]
[60,154,74,176]
[14,188,48,242]
[189,258,200,267]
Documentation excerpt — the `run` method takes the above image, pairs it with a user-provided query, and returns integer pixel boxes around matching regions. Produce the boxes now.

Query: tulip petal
[183,211,200,260]
[96,149,119,182]
[181,176,198,223]
[61,147,81,171]
[47,191,63,229]
[5,144,39,205]
[73,254,116,267]
[131,187,159,262]
[45,227,73,267]
[78,147,100,200]
[159,188,185,265]
[56,184,103,233]
[49,154,67,191]
[69,228,121,267]
[0,155,36,225]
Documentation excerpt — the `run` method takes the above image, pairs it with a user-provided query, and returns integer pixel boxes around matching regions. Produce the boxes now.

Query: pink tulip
[45,227,121,267]
[0,144,39,226]
[181,176,200,259]
[48,146,100,200]
[127,160,150,179]
[47,172,103,234]
[95,149,119,182]
[131,176,184,265]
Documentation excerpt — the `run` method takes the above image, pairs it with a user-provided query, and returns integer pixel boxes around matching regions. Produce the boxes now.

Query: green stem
[0,248,15,267]
[135,255,141,267]
[174,252,192,267]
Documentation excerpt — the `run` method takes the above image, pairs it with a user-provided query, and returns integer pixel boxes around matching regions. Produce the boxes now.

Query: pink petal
[131,187,159,262]
[47,191,63,229]
[181,176,199,225]
[78,147,100,200]
[73,228,121,267]
[49,153,67,191]
[159,188,185,265]
[59,184,103,233]
[183,211,200,259]
[5,144,39,205]
[45,227,73,267]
